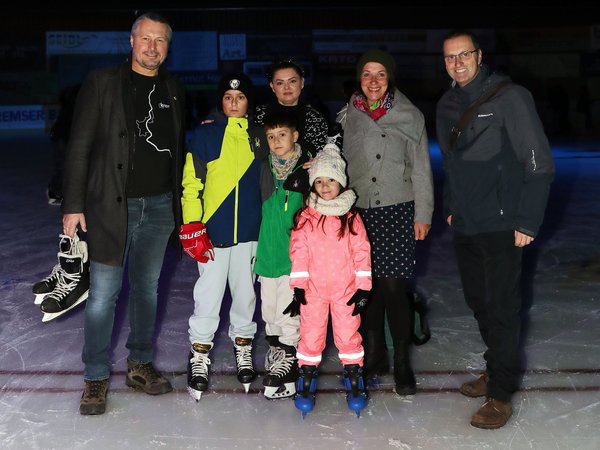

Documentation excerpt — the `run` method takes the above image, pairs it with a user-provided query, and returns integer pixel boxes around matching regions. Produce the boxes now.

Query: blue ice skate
[294,365,318,418]
[343,364,368,417]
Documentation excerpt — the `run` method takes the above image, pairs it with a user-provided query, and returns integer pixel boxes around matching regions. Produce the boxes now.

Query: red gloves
[179,223,214,263]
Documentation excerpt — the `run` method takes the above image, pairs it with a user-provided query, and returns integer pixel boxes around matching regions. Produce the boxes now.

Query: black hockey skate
[188,343,212,401]
[33,234,75,305]
[40,246,89,322]
[263,335,280,373]
[294,365,318,418]
[343,364,368,417]
[33,264,61,305]
[233,337,256,393]
[263,343,298,399]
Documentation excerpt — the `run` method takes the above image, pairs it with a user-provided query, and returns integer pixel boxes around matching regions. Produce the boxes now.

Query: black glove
[283,288,306,317]
[346,289,370,316]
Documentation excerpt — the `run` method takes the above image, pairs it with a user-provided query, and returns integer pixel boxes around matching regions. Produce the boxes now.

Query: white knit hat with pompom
[308,143,348,188]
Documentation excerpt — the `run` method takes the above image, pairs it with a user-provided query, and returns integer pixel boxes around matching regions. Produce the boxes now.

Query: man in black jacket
[436,30,554,429]
[62,12,186,415]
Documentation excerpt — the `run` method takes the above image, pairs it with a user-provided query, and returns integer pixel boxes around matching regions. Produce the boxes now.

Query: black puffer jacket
[436,65,554,237]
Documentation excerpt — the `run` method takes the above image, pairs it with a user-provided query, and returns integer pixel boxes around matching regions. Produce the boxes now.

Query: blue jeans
[82,193,175,380]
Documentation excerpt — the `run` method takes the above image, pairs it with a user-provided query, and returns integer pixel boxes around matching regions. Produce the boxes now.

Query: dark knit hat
[356,49,396,82]
[217,72,254,107]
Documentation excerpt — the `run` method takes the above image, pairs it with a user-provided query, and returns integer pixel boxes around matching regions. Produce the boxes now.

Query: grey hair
[131,12,173,42]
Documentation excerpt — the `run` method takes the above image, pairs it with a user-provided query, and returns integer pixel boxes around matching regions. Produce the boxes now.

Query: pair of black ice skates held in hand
[32,233,89,322]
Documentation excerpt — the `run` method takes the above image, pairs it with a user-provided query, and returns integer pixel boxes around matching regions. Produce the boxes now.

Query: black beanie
[217,72,254,107]
[356,49,396,82]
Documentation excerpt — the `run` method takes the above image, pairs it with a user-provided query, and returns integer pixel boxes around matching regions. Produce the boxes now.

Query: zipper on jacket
[497,165,504,216]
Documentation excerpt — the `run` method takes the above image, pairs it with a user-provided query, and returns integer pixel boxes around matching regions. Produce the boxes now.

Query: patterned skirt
[359,201,415,278]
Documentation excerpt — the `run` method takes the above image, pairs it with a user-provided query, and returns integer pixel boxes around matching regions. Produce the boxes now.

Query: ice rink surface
[0,134,598,449]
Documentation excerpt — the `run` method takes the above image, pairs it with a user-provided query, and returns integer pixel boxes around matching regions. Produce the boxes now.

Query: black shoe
[46,187,63,206]
[394,363,416,395]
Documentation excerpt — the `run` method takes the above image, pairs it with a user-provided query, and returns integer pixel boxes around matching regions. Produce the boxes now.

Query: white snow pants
[259,275,300,347]
[188,241,258,346]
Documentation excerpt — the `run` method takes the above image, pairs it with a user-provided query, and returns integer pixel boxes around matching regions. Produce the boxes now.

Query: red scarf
[353,90,393,121]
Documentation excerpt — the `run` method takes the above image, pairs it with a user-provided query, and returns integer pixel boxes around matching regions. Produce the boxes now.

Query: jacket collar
[452,64,510,103]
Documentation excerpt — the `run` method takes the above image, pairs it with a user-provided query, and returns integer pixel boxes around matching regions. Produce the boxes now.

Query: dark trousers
[453,230,523,402]
[361,277,411,361]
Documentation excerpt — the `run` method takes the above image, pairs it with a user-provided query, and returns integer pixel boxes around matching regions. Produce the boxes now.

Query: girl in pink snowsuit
[286,144,372,372]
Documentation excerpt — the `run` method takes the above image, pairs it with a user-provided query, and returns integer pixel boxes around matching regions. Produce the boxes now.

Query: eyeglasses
[444,49,479,63]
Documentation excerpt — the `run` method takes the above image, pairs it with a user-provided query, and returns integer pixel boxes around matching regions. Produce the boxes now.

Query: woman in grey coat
[336,49,433,395]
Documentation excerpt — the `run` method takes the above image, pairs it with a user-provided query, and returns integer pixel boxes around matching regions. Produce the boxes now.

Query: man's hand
[63,213,86,238]
[514,230,534,247]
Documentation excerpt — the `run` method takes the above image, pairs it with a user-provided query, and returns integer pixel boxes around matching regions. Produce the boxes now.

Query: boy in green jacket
[254,110,313,399]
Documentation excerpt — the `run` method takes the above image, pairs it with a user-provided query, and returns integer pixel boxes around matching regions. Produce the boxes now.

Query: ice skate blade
[34,293,45,305]
[242,383,250,393]
[263,382,296,399]
[187,386,203,402]
[41,291,88,322]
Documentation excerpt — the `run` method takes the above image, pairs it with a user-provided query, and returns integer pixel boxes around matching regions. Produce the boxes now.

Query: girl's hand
[283,288,306,317]
[346,289,370,316]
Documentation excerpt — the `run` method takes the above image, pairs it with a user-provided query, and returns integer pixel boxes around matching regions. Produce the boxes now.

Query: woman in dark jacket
[254,59,329,155]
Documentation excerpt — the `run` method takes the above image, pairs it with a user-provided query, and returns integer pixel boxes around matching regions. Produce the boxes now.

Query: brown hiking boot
[459,372,489,397]
[79,379,109,415]
[126,360,173,395]
[470,397,513,429]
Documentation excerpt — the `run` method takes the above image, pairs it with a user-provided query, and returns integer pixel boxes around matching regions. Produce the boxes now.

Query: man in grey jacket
[62,12,186,415]
[436,29,554,429]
